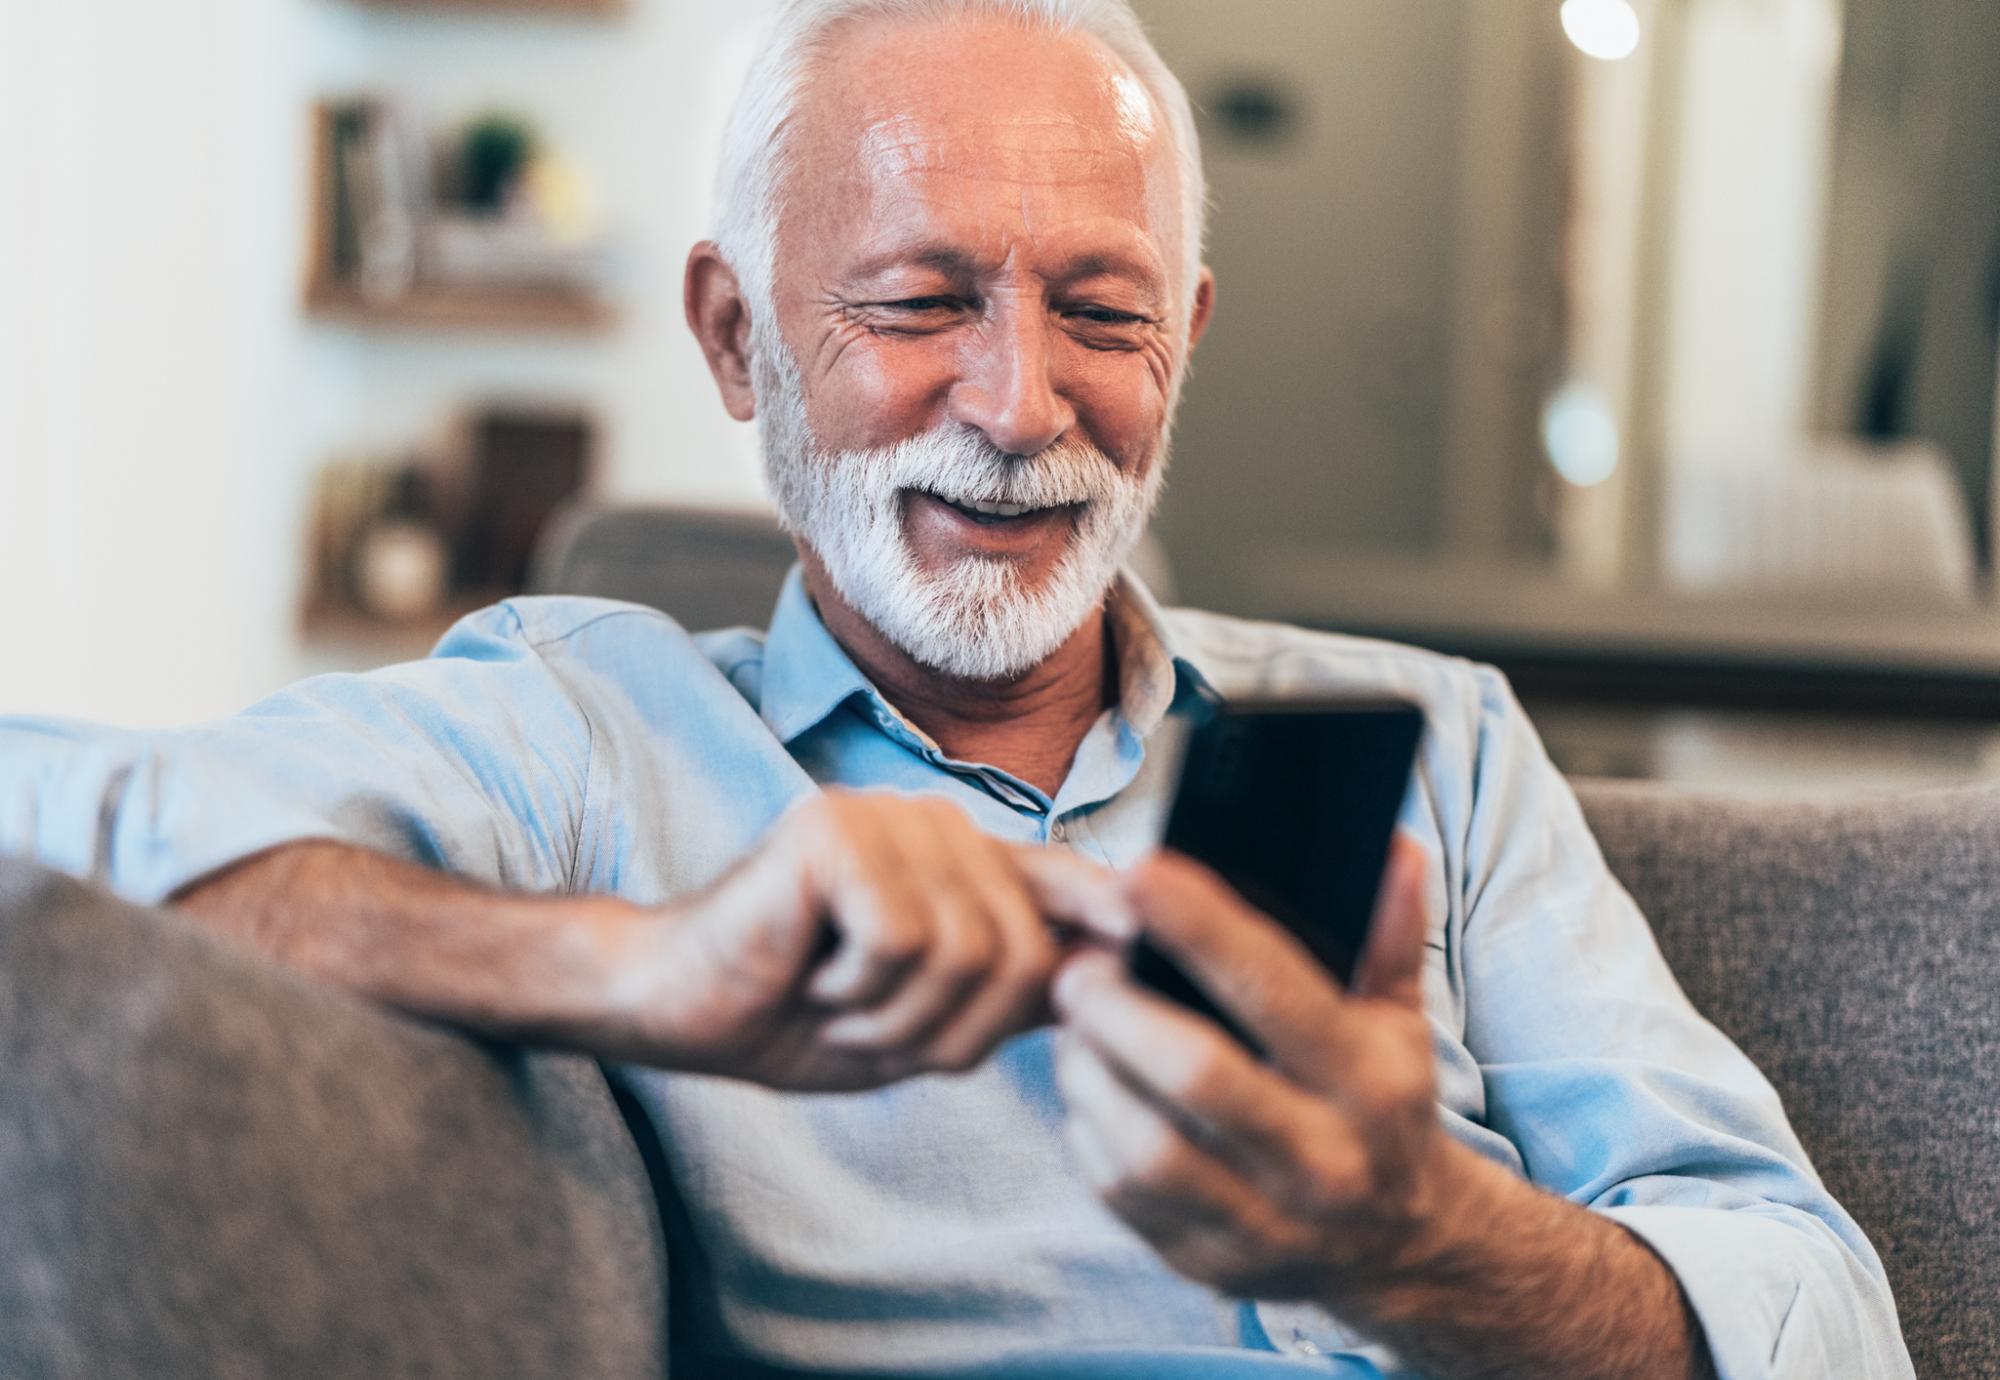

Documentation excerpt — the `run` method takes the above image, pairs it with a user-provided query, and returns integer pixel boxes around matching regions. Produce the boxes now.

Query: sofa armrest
[0,857,668,1380]
[1575,780,2000,1380]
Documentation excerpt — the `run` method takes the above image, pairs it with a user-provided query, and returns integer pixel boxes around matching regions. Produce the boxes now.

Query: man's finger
[1053,950,1345,1189]
[1011,842,1137,943]
[916,834,1059,1069]
[820,809,998,1047]
[802,809,936,1006]
[1122,851,1361,1071]
[1056,1030,1285,1247]
[1350,832,1431,1010]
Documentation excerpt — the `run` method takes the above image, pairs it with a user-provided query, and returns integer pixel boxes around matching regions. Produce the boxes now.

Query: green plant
[459,113,537,213]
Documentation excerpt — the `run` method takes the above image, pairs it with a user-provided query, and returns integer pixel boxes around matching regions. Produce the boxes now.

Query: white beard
[752,319,1167,682]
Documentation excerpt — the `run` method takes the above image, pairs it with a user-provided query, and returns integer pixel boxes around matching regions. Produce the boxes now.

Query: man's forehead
[849,110,1152,189]
[785,15,1181,269]
[803,14,1162,152]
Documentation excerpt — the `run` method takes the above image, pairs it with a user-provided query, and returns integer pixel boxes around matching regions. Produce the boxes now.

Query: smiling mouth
[924,492,1081,526]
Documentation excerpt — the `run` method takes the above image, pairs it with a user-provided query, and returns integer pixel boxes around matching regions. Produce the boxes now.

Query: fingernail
[1052,953,1111,1014]
[1097,902,1139,943]
[821,1017,876,1047]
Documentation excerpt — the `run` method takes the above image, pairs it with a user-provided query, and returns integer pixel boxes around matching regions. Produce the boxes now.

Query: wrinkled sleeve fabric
[0,603,593,905]
[1454,666,1912,1380]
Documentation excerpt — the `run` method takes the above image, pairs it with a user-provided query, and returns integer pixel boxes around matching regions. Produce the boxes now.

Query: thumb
[1350,831,1431,1009]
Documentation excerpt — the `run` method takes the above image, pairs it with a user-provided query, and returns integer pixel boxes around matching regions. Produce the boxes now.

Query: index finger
[1008,842,1139,944]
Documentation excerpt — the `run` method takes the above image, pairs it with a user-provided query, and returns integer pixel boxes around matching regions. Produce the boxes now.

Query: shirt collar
[759,566,878,744]
[1104,570,1215,737]
[757,563,1214,746]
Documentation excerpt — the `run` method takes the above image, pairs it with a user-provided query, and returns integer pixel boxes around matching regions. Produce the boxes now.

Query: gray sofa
[2,782,1995,1379]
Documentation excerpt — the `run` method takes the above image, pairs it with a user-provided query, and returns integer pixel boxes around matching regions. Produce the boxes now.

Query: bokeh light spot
[1561,0,1643,62]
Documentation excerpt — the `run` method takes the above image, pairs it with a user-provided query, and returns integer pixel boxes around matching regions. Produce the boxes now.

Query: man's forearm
[173,841,656,1053]
[1348,1143,1717,1380]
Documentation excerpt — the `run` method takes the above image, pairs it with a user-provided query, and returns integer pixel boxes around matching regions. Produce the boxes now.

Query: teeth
[960,498,1033,518]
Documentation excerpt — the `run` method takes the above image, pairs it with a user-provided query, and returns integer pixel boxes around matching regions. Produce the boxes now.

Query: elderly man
[1,1,1910,1377]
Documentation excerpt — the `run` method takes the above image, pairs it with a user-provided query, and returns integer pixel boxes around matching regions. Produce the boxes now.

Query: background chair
[529,503,802,630]
[529,503,1180,627]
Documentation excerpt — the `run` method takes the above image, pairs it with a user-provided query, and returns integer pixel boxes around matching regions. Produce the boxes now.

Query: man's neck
[800,562,1116,799]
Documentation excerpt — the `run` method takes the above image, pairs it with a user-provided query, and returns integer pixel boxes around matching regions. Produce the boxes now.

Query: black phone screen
[1129,697,1425,1049]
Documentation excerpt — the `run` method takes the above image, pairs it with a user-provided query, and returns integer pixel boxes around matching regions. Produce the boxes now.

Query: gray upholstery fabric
[5,784,1993,1379]
[0,858,669,1380]
[1577,781,2000,1380]
[530,503,802,633]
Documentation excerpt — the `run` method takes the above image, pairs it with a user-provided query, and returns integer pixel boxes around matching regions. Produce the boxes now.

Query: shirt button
[1049,819,1067,842]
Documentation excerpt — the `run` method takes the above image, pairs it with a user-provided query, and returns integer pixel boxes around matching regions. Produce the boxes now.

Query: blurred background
[2,0,1997,790]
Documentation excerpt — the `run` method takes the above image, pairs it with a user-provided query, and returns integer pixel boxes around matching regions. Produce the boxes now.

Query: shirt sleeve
[0,602,594,905]
[1453,665,1912,1380]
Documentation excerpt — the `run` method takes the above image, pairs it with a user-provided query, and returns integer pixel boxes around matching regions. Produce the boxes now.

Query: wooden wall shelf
[305,280,616,334]
[343,0,628,15]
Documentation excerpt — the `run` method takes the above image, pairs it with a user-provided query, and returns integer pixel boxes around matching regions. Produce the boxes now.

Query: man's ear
[685,241,759,422]
[1187,266,1217,351]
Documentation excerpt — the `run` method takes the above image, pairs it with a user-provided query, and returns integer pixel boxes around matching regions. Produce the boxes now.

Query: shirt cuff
[1600,1203,1896,1380]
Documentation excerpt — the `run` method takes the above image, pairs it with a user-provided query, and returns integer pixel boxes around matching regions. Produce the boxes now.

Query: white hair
[711,0,1208,322]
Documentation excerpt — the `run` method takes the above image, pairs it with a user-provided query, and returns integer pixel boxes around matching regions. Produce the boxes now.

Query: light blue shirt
[0,569,1912,1379]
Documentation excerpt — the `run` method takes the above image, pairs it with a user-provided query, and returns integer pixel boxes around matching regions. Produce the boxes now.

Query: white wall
[0,0,358,726]
[0,0,778,726]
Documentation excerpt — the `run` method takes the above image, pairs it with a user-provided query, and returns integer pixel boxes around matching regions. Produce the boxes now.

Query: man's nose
[947,308,1078,457]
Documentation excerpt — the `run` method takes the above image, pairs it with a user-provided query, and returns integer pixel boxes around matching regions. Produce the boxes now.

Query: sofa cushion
[1577,781,2000,1380]
[0,858,668,1380]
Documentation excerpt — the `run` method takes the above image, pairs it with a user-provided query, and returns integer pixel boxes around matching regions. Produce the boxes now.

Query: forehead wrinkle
[840,129,1167,258]
[830,164,1169,294]
[844,241,984,282]
[889,164,1150,192]
[855,115,1147,183]
[1043,249,1163,286]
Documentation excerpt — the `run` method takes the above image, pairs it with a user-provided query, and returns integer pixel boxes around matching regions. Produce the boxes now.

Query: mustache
[850,426,1130,510]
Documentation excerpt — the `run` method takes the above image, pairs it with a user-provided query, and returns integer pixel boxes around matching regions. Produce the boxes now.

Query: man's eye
[885,297,959,313]
[1069,306,1145,326]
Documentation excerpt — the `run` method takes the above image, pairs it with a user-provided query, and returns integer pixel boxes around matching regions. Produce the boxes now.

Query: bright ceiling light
[1561,0,1643,62]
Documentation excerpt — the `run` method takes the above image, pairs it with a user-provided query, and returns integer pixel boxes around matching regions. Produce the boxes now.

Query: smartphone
[1129,696,1425,1052]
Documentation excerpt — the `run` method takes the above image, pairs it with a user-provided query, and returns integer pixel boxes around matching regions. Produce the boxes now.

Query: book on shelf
[338,100,423,301]
[307,96,611,317]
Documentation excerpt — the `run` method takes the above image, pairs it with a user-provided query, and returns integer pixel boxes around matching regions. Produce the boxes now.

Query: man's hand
[178,791,1132,1096]
[619,790,1134,1091]
[1051,837,1717,1380]
[1051,834,1447,1305]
